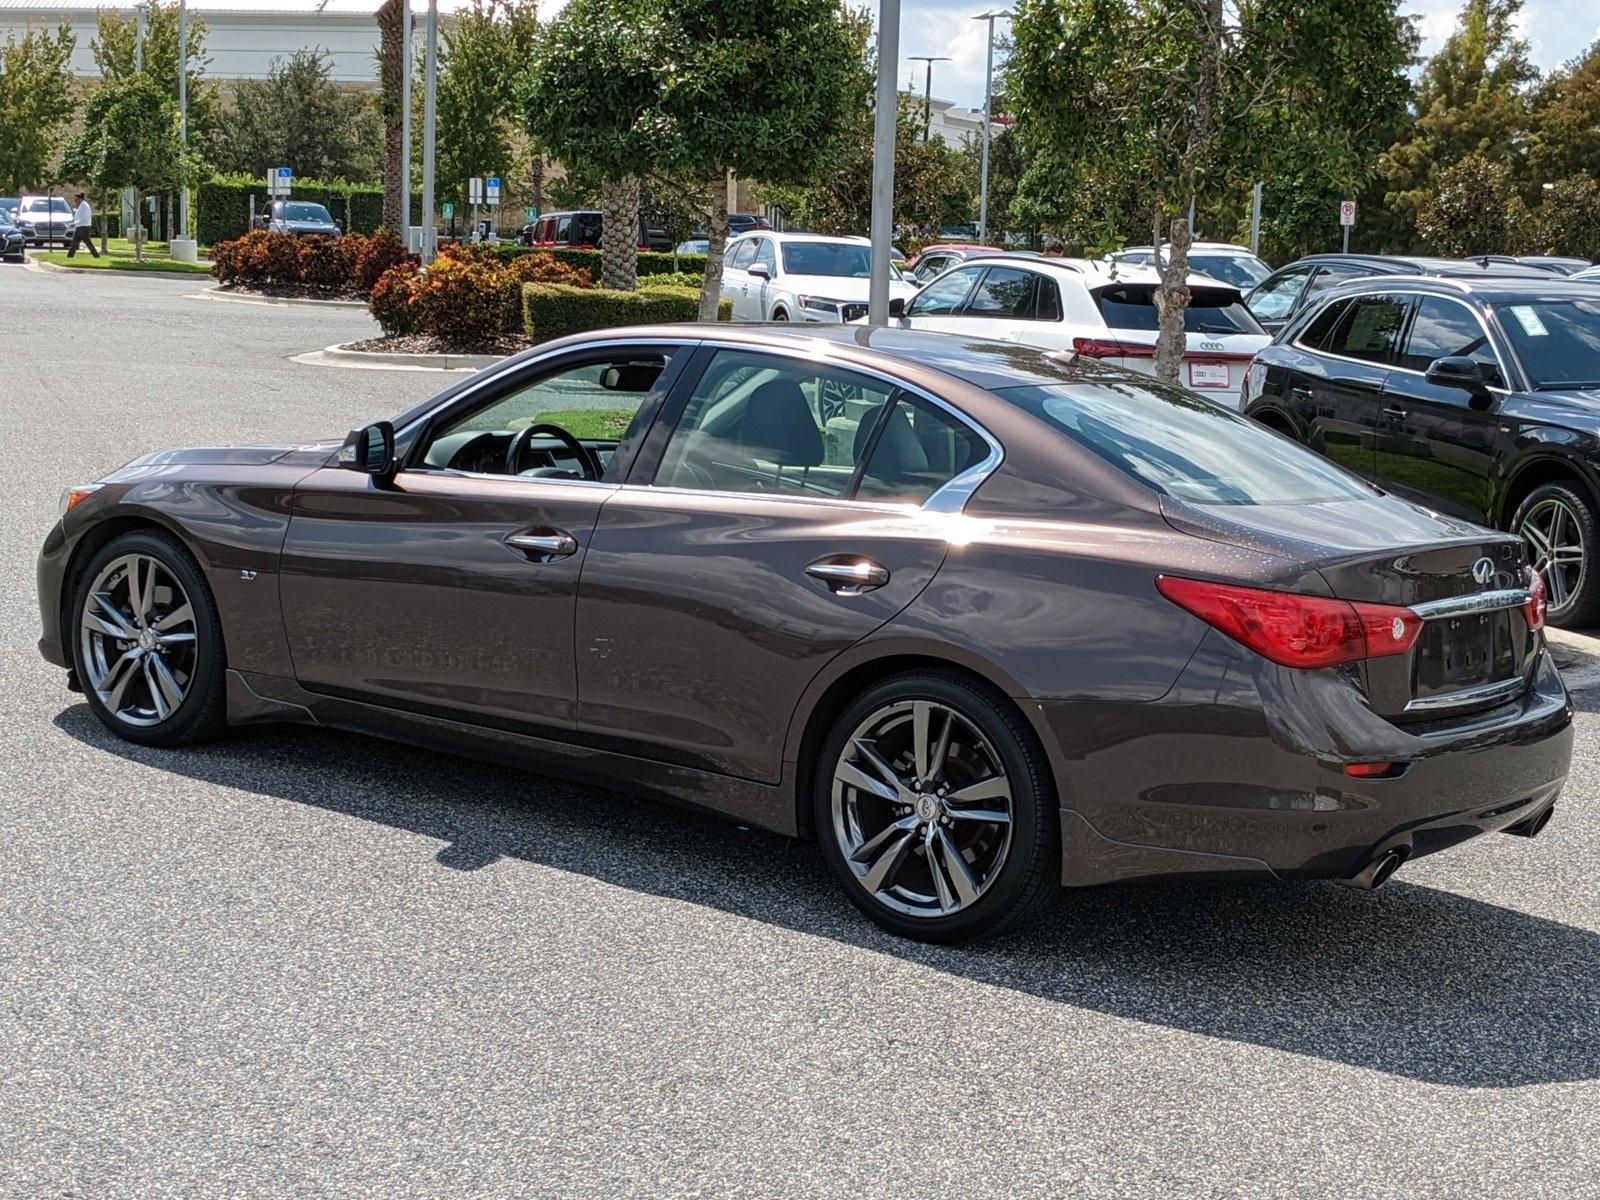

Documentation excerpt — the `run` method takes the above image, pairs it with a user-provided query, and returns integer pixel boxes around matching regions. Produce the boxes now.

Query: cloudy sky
[899,0,1600,109]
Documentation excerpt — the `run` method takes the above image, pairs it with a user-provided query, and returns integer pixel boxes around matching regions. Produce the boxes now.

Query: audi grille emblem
[1472,556,1496,585]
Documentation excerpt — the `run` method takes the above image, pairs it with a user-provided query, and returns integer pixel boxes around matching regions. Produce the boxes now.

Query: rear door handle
[505,527,578,560]
[1290,385,1313,399]
[1381,405,1408,420]
[805,555,890,595]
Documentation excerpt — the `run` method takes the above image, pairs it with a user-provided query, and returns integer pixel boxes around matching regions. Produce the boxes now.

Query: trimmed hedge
[496,244,706,278]
[523,282,731,342]
[197,173,423,248]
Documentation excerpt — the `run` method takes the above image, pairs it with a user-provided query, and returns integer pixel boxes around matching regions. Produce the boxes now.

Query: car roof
[728,230,869,246]
[1283,253,1552,278]
[1316,273,1600,303]
[1118,242,1257,255]
[946,254,1244,294]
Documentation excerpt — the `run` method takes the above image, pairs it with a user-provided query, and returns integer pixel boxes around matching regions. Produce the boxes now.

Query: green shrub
[496,244,705,278]
[523,282,730,342]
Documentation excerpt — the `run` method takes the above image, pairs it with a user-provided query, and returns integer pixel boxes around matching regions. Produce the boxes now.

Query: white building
[899,90,1002,150]
[0,0,436,86]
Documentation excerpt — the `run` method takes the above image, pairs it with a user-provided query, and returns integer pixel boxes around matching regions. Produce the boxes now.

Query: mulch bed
[344,334,531,357]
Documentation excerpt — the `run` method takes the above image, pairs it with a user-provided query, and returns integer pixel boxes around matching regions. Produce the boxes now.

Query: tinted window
[1493,298,1600,389]
[727,238,756,270]
[283,203,332,222]
[1297,298,1351,350]
[780,241,900,279]
[655,351,898,498]
[908,267,982,316]
[555,215,572,241]
[1326,295,1407,363]
[856,395,990,505]
[967,267,1047,319]
[571,213,602,243]
[1303,263,1367,300]
[1189,253,1270,290]
[1248,267,1311,321]
[1093,286,1263,335]
[1400,296,1505,385]
[1004,382,1374,506]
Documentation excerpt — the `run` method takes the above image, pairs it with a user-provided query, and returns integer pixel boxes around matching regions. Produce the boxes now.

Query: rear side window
[1093,286,1262,335]
[966,267,1058,321]
[1326,295,1408,363]
[1399,296,1505,385]
[856,395,990,505]
[1003,382,1373,506]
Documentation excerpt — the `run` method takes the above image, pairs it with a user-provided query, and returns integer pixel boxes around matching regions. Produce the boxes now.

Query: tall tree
[1008,0,1417,380]
[1528,40,1600,186]
[92,0,219,151]
[520,0,664,289]
[61,72,194,260]
[213,50,381,181]
[1415,152,1515,254]
[656,0,873,319]
[1382,0,1536,226]
[0,24,77,192]
[376,0,407,232]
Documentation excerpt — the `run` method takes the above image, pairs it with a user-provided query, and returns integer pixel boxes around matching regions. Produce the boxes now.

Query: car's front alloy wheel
[815,672,1057,942]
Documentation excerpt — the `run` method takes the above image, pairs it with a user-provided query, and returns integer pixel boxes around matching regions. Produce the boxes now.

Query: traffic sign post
[484,177,501,241]
[1339,199,1356,253]
[468,177,483,240]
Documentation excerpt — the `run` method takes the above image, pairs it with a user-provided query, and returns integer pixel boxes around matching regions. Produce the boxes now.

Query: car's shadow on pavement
[53,703,1599,1091]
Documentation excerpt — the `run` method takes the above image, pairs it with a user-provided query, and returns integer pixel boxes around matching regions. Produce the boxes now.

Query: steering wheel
[505,422,604,480]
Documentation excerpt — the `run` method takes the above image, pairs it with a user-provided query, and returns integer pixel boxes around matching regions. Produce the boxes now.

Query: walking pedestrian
[66,194,100,259]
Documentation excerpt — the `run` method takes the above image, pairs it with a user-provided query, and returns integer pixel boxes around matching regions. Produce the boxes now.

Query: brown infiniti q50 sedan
[37,325,1572,941]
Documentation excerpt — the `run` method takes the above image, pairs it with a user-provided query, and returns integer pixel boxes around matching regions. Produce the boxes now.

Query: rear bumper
[1040,630,1573,885]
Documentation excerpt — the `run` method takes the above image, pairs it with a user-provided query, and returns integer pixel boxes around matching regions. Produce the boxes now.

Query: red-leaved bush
[368,248,594,347]
[210,229,416,297]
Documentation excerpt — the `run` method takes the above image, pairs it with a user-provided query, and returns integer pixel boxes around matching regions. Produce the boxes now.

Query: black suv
[1243,275,1600,625]
[1245,254,1552,334]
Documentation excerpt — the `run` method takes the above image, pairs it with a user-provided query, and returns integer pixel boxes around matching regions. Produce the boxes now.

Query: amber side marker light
[59,484,103,516]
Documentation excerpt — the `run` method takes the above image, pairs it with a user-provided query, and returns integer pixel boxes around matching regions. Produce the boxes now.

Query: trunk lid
[1162,492,1538,720]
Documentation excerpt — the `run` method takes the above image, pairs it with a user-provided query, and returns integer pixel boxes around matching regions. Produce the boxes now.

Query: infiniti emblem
[1472,556,1496,585]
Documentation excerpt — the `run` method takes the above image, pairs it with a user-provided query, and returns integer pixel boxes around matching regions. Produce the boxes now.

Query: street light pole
[973,10,1011,245]
[401,0,412,241]
[421,0,439,261]
[868,0,902,326]
[177,0,188,241]
[908,55,950,142]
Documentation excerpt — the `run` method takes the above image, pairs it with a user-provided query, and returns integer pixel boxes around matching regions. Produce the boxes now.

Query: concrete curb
[25,256,214,282]
[290,342,503,373]
[1546,627,1600,694]
[193,286,369,310]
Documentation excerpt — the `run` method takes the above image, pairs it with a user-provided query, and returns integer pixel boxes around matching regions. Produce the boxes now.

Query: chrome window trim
[1410,588,1531,620]
[1289,287,1520,395]
[653,336,1005,515]
[1403,675,1527,714]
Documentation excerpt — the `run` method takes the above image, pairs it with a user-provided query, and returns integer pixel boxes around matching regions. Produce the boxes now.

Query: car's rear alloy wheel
[816,672,1057,942]
[72,531,227,745]
[1514,482,1600,627]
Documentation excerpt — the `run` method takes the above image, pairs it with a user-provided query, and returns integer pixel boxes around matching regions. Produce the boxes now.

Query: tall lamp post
[908,55,950,142]
[868,0,902,325]
[401,0,412,242]
[169,0,199,260]
[973,9,1011,245]
[421,0,439,261]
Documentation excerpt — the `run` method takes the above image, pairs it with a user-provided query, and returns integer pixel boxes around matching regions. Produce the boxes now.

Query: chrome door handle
[805,556,890,595]
[505,529,578,559]
[1381,405,1408,420]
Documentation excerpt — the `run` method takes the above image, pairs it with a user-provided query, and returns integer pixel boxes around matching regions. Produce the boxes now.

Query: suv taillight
[1072,337,1156,359]
[1156,576,1422,669]
[1524,565,1548,631]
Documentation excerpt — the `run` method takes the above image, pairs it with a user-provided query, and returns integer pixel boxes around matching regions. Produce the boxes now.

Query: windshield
[1189,253,1271,289]
[1093,286,1264,336]
[1494,298,1600,390]
[1002,380,1373,505]
[282,203,333,222]
[24,197,70,214]
[780,241,903,280]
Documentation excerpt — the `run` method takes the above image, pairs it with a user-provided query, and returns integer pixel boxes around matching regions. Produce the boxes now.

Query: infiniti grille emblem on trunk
[1472,557,1495,585]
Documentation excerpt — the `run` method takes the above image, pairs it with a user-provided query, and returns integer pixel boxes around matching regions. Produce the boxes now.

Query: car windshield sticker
[1510,305,1549,337]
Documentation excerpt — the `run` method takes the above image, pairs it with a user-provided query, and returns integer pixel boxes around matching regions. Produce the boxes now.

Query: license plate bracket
[1413,611,1517,698]
[1188,361,1231,389]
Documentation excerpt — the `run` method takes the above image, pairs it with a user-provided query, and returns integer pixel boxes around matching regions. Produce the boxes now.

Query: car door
[897,264,986,335]
[749,237,780,318]
[722,238,758,319]
[1374,294,1511,521]
[1298,292,1409,478]
[276,342,692,731]
[572,345,995,782]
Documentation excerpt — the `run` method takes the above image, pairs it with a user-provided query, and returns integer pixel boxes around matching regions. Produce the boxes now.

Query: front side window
[1302,263,1366,300]
[1296,298,1351,350]
[727,238,756,270]
[1248,267,1312,321]
[419,352,675,477]
[1493,297,1600,390]
[1093,286,1263,335]
[1325,294,1408,364]
[907,266,983,317]
[555,215,572,242]
[1004,381,1374,506]
[913,254,950,281]
[1399,296,1505,386]
[752,238,777,275]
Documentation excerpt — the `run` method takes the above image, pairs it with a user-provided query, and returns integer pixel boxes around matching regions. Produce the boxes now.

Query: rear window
[1188,253,1270,290]
[1093,286,1263,336]
[1493,298,1600,390]
[1002,381,1373,506]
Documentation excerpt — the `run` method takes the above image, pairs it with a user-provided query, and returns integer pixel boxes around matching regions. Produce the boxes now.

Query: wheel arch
[785,639,1062,840]
[1495,452,1600,529]
[1248,405,1300,438]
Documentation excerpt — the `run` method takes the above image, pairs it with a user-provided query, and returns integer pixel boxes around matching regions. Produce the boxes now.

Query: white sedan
[721,231,918,324]
[886,256,1270,409]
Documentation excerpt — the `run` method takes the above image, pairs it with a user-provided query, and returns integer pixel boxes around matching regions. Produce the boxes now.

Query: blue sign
[485,176,502,204]
[276,167,292,181]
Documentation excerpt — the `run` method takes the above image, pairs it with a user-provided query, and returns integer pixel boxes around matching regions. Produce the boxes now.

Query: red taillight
[1072,336,1156,359]
[1156,575,1423,669]
[1344,761,1401,778]
[1524,565,1547,631]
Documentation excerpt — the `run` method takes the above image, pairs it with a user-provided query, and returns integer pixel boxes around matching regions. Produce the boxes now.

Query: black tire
[1511,481,1600,628]
[770,307,789,321]
[813,670,1058,943]
[70,529,228,746]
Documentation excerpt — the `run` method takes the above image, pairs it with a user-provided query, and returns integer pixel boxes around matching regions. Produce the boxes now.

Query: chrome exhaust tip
[1506,805,1555,838]
[1339,850,1405,892]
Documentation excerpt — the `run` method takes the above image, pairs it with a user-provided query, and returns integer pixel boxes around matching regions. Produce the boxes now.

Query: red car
[906,243,1006,284]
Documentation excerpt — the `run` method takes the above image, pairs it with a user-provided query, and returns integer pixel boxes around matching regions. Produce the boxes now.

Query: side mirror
[339,421,396,477]
[888,297,907,318]
[748,262,771,280]
[1425,355,1488,394]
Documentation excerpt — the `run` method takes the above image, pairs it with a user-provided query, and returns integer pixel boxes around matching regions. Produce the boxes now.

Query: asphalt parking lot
[1,265,1596,1199]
